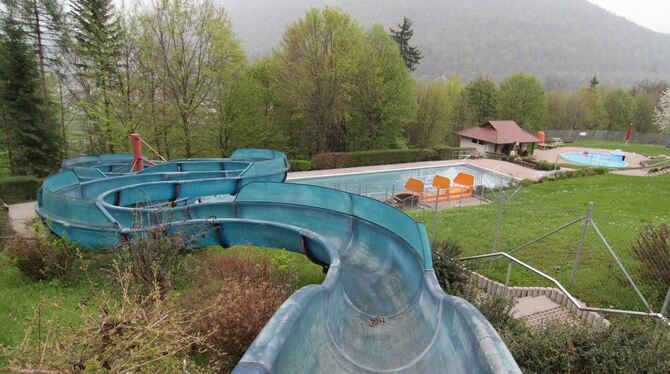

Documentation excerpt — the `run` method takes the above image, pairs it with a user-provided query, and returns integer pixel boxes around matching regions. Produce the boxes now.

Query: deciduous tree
[464,76,498,125]
[497,73,547,131]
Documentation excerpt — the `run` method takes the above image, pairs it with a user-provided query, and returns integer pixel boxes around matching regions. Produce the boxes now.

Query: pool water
[290,164,513,199]
[560,151,628,168]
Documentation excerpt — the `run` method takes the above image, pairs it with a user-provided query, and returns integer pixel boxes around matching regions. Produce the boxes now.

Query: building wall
[459,137,495,154]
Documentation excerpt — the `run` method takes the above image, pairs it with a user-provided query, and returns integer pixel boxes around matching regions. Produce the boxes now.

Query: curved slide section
[36,150,520,373]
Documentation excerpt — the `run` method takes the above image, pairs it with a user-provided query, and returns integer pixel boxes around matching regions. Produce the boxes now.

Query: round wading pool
[560,151,629,168]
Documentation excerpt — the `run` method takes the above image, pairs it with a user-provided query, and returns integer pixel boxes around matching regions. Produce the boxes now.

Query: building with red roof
[456,120,539,156]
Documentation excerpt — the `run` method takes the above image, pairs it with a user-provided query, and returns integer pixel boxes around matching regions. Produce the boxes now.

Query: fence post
[431,188,440,239]
[505,260,513,288]
[662,285,670,317]
[569,202,592,285]
[491,190,506,255]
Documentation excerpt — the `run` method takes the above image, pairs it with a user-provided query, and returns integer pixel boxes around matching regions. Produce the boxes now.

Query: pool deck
[534,146,649,167]
[287,159,551,181]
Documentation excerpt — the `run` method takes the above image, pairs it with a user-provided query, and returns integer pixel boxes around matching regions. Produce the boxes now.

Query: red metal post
[130,133,143,172]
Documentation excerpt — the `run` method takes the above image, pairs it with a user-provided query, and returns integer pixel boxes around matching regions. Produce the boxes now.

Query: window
[470,138,486,145]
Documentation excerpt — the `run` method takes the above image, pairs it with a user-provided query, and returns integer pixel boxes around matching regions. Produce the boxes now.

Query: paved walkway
[534,146,650,167]
[288,158,550,182]
[512,295,582,328]
[7,201,36,237]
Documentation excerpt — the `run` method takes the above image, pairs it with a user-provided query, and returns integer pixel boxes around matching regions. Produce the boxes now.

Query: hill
[216,0,670,88]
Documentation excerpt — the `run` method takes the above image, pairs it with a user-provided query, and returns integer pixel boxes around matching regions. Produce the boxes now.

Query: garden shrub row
[0,175,41,204]
[311,149,439,170]
[432,146,476,160]
[288,159,312,171]
[520,167,609,186]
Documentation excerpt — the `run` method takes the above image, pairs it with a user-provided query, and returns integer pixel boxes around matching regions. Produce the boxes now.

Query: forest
[0,0,669,178]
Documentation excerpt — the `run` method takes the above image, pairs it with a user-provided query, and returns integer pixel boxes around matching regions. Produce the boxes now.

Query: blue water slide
[35,149,520,373]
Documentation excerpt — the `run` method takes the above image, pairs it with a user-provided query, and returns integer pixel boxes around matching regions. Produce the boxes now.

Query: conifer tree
[69,0,122,152]
[0,16,61,176]
[389,16,422,71]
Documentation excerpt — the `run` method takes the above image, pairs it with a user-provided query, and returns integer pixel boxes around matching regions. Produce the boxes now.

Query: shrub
[182,253,297,371]
[311,152,349,169]
[289,159,312,171]
[0,175,41,204]
[115,226,191,298]
[4,225,79,282]
[534,159,557,171]
[0,209,12,247]
[431,239,468,293]
[432,146,475,160]
[312,149,438,170]
[2,267,212,373]
[633,223,670,289]
[506,321,670,373]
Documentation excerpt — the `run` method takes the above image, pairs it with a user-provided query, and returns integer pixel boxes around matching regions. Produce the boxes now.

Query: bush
[0,209,12,247]
[115,226,190,298]
[182,253,297,371]
[534,159,557,171]
[288,159,312,171]
[2,266,212,373]
[0,175,41,204]
[4,225,78,282]
[506,321,670,373]
[311,149,438,170]
[311,152,349,169]
[633,223,670,301]
[432,146,475,160]
[431,239,468,293]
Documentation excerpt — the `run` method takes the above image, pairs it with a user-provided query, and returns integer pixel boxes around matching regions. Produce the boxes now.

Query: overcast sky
[589,0,670,33]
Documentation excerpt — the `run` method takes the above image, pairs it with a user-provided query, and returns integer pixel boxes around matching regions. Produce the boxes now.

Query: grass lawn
[412,172,670,312]
[570,139,670,157]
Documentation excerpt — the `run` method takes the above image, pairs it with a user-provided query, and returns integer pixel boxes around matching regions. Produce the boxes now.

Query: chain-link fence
[418,185,670,323]
[545,129,670,146]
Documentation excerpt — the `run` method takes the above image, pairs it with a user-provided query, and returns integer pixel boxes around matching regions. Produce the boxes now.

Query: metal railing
[460,200,670,325]
[459,251,669,324]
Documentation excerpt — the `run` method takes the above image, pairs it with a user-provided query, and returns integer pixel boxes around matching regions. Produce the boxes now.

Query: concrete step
[512,295,560,319]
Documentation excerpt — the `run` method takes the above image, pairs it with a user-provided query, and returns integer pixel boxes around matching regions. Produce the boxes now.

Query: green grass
[570,140,670,157]
[0,253,105,351]
[412,172,670,312]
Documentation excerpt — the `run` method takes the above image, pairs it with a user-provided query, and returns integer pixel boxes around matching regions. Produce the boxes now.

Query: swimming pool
[560,151,628,168]
[289,164,513,199]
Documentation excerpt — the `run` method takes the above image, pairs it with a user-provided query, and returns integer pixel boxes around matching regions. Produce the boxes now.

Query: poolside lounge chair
[404,173,474,205]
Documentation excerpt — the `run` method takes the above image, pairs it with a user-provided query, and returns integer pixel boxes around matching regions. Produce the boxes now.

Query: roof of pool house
[456,120,539,144]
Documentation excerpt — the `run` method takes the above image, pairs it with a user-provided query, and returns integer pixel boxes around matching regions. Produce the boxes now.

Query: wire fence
[545,129,670,146]
[421,186,670,323]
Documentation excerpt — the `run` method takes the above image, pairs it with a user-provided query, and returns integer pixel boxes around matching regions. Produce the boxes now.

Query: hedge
[0,176,41,204]
[311,149,439,170]
[432,146,476,160]
[288,159,312,172]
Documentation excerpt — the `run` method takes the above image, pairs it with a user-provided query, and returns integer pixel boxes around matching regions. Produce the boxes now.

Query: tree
[68,0,122,152]
[603,88,634,130]
[407,77,463,148]
[0,16,61,176]
[464,76,498,125]
[274,7,365,153]
[580,85,607,129]
[497,73,547,131]
[546,90,587,130]
[589,75,599,89]
[655,89,670,133]
[633,92,656,133]
[350,24,415,150]
[140,0,242,158]
[389,16,422,72]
